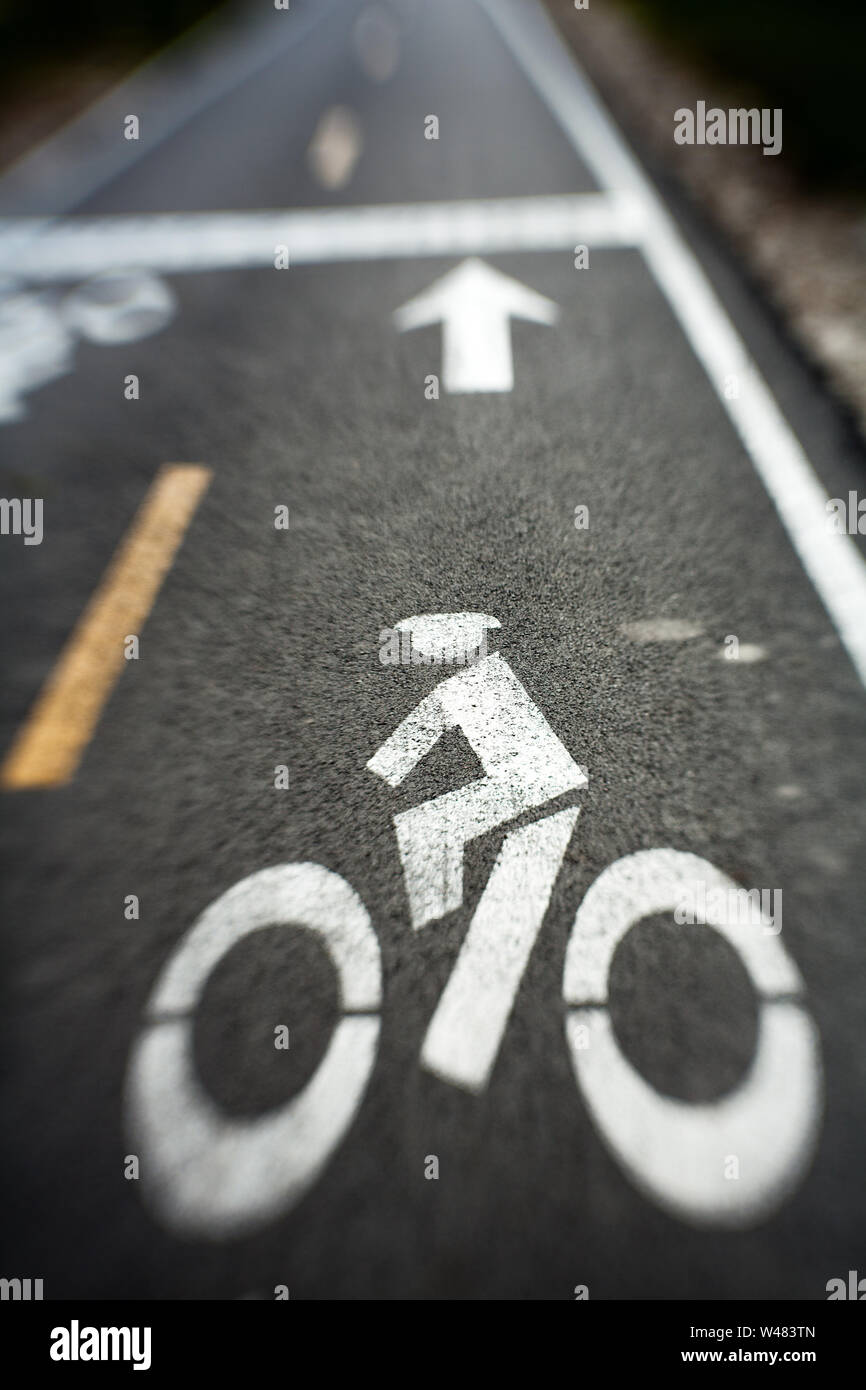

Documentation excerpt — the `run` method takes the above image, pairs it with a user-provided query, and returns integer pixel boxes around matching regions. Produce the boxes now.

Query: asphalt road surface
[1,0,866,1300]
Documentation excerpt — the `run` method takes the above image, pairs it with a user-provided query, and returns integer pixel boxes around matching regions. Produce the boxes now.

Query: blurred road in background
[1,0,865,1299]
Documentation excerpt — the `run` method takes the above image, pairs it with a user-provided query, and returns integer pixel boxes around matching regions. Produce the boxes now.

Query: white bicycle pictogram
[125,613,822,1238]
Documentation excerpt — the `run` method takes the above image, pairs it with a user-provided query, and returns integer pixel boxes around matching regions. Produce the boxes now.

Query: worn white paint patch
[60,268,176,344]
[353,5,401,82]
[394,257,558,392]
[126,863,381,1237]
[307,107,362,191]
[775,784,805,801]
[0,282,73,421]
[0,269,175,421]
[563,849,821,1226]
[717,642,767,664]
[620,618,704,643]
[422,806,579,1092]
[368,652,586,929]
[0,193,642,282]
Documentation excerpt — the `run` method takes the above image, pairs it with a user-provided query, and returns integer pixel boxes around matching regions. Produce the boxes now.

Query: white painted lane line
[476,0,651,201]
[478,0,866,692]
[421,806,580,1093]
[642,231,866,690]
[0,192,645,281]
[394,257,558,392]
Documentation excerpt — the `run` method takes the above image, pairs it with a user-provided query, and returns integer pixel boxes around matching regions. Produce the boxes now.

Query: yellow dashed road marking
[1,464,211,790]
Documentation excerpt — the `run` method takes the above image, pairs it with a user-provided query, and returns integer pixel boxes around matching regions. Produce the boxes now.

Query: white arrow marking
[393,257,558,392]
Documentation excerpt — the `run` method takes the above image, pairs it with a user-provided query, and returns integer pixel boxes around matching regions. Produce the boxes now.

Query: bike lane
[1,0,865,1299]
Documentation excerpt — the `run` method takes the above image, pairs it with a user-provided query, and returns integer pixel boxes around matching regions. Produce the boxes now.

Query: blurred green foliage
[626,0,866,189]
